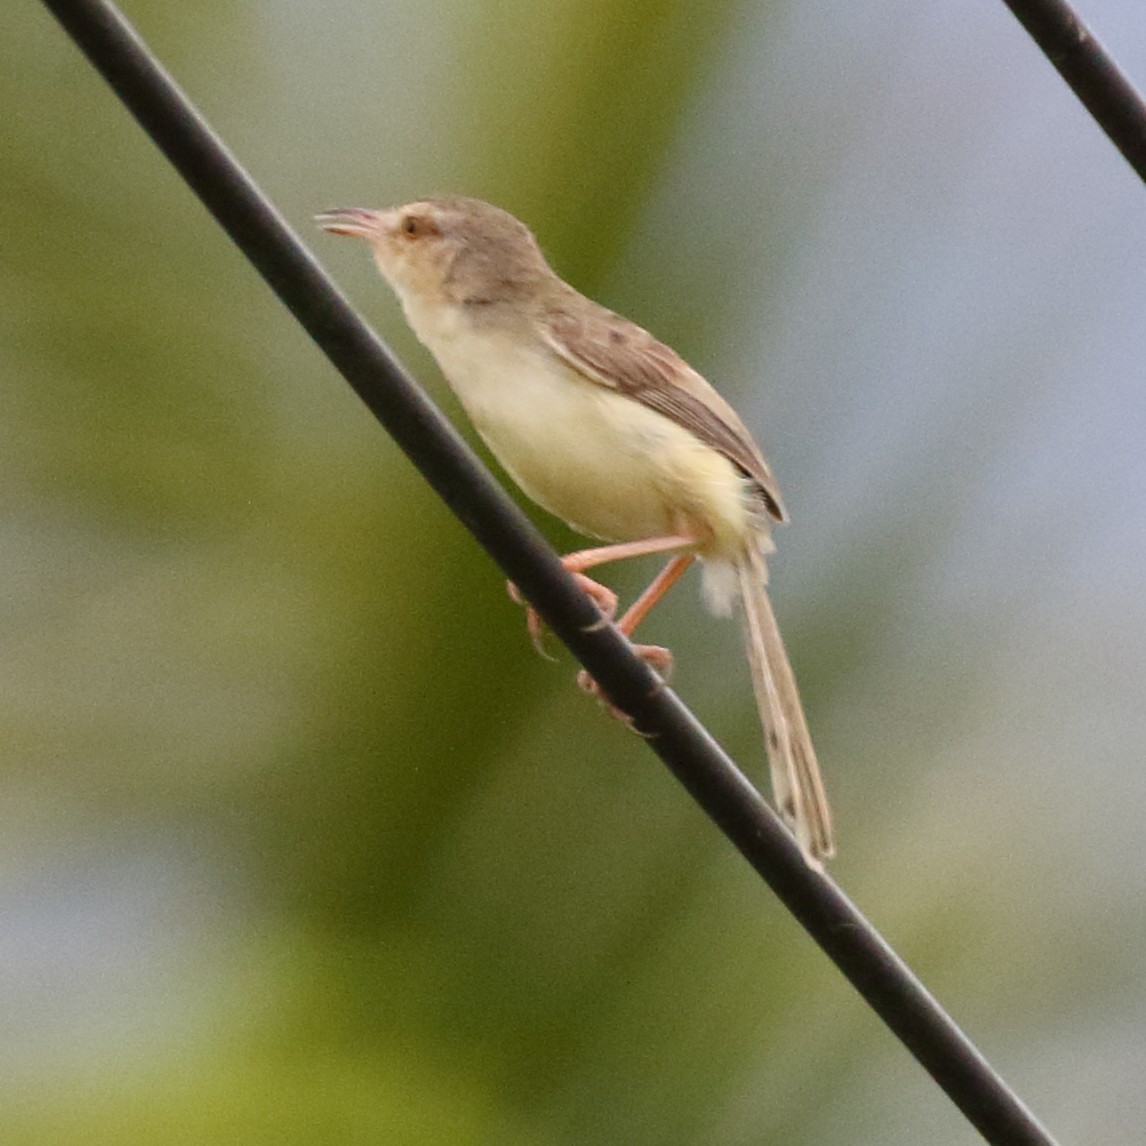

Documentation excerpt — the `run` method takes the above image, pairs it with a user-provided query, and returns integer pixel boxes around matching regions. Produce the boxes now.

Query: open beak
[314,207,387,239]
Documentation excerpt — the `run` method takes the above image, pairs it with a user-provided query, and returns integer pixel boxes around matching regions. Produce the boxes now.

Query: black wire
[38,1,1061,1143]
[1000,0,1146,182]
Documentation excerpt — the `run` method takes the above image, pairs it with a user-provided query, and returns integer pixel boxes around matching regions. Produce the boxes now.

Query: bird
[316,197,833,866]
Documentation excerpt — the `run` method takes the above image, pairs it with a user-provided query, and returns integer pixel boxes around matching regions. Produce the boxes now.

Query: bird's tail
[737,544,834,867]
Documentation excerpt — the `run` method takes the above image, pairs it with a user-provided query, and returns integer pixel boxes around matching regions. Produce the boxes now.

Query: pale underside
[396,288,771,614]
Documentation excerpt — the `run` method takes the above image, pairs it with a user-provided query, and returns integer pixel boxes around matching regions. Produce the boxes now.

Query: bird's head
[315,197,551,307]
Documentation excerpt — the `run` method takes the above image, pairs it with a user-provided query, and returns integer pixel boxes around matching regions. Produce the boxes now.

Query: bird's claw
[577,643,674,726]
[506,574,618,660]
[506,580,554,659]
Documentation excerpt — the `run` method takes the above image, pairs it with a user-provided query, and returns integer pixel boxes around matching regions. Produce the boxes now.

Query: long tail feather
[737,545,834,867]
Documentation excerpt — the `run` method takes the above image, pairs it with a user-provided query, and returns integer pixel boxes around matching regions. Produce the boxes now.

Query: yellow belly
[429,325,755,557]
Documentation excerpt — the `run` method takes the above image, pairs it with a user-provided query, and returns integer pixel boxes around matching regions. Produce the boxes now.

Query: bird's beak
[314,207,388,239]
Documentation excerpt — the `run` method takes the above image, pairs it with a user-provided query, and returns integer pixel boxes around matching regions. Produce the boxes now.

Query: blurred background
[2,0,1144,1141]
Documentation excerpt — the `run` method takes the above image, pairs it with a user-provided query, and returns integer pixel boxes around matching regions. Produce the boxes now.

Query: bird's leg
[506,535,695,657]
[507,571,618,659]
[576,553,696,715]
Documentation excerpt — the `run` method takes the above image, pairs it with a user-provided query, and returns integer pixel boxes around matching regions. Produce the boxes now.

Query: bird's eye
[399,213,440,240]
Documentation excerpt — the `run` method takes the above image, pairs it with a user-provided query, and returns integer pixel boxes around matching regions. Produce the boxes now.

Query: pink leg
[616,552,697,638]
[562,535,697,575]
[506,535,696,656]
[576,553,696,710]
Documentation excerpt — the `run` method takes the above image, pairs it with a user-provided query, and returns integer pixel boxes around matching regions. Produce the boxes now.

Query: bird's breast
[415,316,755,554]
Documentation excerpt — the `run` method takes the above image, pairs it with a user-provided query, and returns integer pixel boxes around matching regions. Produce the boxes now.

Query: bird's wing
[542,305,786,522]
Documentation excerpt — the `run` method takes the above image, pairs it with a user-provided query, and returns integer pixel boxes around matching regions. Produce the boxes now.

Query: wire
[1001,0,1146,181]
[39,1,1062,1143]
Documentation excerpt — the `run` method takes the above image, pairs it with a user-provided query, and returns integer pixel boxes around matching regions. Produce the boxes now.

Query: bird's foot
[506,573,618,659]
[577,643,674,726]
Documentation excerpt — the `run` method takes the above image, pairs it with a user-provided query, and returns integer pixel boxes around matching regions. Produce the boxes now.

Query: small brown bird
[316,197,834,866]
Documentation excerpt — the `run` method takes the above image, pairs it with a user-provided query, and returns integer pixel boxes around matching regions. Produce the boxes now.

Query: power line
[1001,0,1146,182]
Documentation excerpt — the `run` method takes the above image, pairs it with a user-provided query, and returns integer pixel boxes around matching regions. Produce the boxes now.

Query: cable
[38,1,1060,1142]
[1000,0,1146,182]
